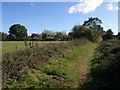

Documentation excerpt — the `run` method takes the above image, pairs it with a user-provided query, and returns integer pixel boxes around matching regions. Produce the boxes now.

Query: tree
[41,30,51,40]
[83,17,102,29]
[2,32,7,41]
[0,32,7,41]
[116,32,120,39]
[106,29,113,38]
[0,32,2,40]
[8,24,28,40]
[103,29,113,40]
[31,33,37,38]
[56,32,64,40]
[83,17,104,42]
[72,25,93,41]
[68,32,74,40]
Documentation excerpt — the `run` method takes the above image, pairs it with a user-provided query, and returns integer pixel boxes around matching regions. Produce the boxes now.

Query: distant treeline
[1,17,120,41]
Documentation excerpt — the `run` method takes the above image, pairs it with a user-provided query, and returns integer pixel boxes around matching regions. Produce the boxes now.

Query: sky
[2,0,119,35]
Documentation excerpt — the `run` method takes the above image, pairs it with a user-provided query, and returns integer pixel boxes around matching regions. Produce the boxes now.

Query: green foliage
[71,17,105,42]
[2,39,89,88]
[1,32,7,41]
[89,39,120,88]
[83,17,102,29]
[56,32,64,40]
[72,25,92,40]
[8,24,28,40]
[72,24,103,42]
[83,17,104,42]
[2,41,66,54]
[103,29,114,40]
[116,32,120,40]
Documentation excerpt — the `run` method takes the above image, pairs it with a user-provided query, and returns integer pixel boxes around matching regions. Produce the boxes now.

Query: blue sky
[2,1,118,35]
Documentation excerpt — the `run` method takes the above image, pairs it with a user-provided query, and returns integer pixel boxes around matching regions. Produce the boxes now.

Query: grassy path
[2,42,97,88]
[65,42,97,87]
[43,42,98,88]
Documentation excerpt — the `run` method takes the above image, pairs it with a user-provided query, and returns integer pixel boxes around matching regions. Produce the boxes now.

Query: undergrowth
[2,39,89,88]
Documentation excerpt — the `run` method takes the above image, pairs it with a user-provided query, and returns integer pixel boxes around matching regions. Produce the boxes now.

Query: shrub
[2,39,89,88]
[89,39,120,88]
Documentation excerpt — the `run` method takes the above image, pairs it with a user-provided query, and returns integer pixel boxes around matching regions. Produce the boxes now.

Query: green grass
[2,41,98,88]
[1,41,66,54]
[36,42,98,88]
[65,43,98,87]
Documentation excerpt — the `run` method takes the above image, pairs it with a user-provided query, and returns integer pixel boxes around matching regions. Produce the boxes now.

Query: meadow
[1,41,66,54]
[2,39,120,89]
[2,39,98,88]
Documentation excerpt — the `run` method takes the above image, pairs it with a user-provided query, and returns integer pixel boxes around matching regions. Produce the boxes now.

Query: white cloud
[30,3,35,7]
[104,0,120,2]
[106,3,119,11]
[68,0,103,14]
[106,4,114,11]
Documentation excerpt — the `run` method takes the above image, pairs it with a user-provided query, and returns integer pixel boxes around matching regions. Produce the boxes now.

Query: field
[1,41,66,54]
[2,40,98,88]
[3,39,120,88]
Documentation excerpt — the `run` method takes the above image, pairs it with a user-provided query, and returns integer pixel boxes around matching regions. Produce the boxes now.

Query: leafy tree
[103,29,113,40]
[0,32,2,40]
[72,25,93,41]
[72,25,85,39]
[0,32,7,41]
[2,32,7,41]
[41,30,51,40]
[83,17,102,29]
[68,32,74,40]
[56,32,64,40]
[31,33,37,38]
[8,24,28,40]
[42,32,47,40]
[116,32,120,39]
[83,17,104,42]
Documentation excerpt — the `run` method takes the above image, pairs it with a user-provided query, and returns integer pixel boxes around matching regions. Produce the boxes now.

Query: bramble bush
[2,39,89,88]
[89,39,120,88]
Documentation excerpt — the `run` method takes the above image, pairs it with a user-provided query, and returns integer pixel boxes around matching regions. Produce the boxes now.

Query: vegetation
[2,41,66,54]
[1,17,117,42]
[8,24,28,40]
[1,17,120,89]
[103,29,114,40]
[2,39,97,88]
[81,39,120,89]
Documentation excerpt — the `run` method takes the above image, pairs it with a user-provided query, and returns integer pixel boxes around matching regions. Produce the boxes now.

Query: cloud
[30,3,35,7]
[104,0,120,2]
[68,0,103,14]
[106,4,114,11]
[106,3,118,11]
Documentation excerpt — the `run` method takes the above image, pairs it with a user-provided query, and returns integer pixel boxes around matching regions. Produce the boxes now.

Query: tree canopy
[9,24,28,40]
[103,29,114,40]
[83,17,102,29]
[0,32,7,41]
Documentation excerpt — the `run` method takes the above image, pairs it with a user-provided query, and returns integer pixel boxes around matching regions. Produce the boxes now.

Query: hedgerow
[89,39,120,88]
[2,39,89,88]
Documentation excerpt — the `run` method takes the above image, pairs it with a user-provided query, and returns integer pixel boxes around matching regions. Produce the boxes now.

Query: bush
[2,39,89,88]
[89,39,120,88]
